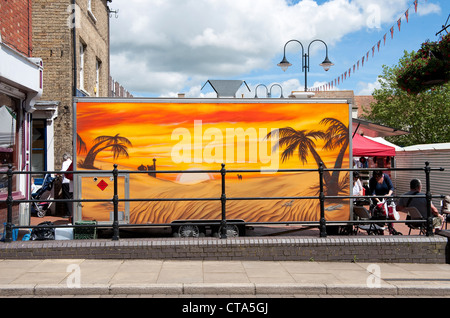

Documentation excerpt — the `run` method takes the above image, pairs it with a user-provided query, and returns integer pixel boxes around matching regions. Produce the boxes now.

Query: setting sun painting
[76,100,351,225]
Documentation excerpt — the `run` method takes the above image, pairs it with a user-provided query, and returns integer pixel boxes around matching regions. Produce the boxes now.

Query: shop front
[0,41,43,227]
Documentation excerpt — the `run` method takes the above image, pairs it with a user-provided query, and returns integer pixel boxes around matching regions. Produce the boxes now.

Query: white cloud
[109,0,438,96]
[356,78,382,95]
[309,80,339,91]
[417,2,441,16]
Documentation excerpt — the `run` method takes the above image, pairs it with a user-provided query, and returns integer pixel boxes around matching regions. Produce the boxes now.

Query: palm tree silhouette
[77,133,87,154]
[320,118,349,195]
[266,127,331,184]
[79,134,132,169]
[266,118,349,195]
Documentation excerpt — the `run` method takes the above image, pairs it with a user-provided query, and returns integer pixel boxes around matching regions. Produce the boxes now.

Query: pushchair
[353,206,386,235]
[31,174,55,218]
[370,198,402,235]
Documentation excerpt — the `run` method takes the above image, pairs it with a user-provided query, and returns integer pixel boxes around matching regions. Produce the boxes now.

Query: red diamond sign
[97,180,109,191]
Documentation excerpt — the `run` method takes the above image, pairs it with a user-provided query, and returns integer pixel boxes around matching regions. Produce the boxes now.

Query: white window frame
[95,59,100,97]
[87,0,97,22]
[79,43,85,91]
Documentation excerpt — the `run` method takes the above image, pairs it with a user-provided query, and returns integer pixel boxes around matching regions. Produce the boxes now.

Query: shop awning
[352,118,409,138]
[353,133,396,157]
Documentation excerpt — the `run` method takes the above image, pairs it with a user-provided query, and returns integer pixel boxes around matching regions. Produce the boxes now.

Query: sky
[108,0,449,98]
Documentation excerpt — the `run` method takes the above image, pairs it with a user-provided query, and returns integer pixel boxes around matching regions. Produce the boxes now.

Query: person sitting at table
[369,170,394,203]
[353,171,363,197]
[397,178,443,230]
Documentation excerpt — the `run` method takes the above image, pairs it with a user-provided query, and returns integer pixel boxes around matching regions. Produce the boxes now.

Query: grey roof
[201,80,250,98]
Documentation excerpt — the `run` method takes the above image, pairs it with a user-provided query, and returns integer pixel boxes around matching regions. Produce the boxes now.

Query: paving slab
[0,259,448,297]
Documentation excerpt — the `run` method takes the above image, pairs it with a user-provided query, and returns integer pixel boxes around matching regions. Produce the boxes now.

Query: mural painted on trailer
[76,101,350,224]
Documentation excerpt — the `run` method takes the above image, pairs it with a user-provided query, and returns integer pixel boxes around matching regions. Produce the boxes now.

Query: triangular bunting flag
[321,3,419,93]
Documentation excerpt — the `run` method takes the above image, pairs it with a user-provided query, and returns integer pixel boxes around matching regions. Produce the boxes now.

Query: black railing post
[319,162,327,238]
[424,162,434,237]
[220,163,227,239]
[112,164,120,241]
[5,164,13,243]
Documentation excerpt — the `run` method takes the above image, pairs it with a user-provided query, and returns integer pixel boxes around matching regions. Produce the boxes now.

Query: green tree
[363,50,450,147]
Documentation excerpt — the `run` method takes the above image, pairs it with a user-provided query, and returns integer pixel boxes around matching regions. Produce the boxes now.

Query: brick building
[109,76,133,98]
[32,0,112,171]
[0,0,33,56]
[307,90,374,119]
[0,0,44,226]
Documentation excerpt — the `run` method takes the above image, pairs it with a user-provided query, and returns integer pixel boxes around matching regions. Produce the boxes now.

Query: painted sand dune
[79,168,350,224]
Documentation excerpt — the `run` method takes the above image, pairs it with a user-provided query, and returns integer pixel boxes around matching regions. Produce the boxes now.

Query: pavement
[1,215,447,298]
[0,258,449,298]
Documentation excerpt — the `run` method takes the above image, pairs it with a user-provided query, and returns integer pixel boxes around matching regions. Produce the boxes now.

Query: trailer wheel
[178,224,201,238]
[218,224,240,237]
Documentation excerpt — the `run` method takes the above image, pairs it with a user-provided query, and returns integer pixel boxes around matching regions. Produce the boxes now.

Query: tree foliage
[363,50,450,147]
[396,33,449,94]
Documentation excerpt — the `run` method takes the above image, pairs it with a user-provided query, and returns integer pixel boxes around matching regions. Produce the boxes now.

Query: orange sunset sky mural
[76,101,351,224]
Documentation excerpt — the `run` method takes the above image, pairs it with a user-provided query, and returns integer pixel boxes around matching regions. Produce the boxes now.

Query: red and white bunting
[323,0,420,91]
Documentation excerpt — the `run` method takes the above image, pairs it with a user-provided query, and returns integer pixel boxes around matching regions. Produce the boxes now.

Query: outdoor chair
[353,206,385,235]
[403,206,426,235]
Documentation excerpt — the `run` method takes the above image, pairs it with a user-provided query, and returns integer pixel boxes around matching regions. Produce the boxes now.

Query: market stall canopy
[364,136,403,151]
[353,133,396,157]
[352,118,409,138]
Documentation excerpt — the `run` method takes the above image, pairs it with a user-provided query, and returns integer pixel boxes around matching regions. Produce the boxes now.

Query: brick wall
[32,1,73,168]
[32,0,110,168]
[0,0,33,57]
[0,236,447,264]
[109,76,134,97]
[76,0,109,98]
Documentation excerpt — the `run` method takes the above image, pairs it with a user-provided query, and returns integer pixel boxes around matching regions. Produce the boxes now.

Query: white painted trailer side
[394,143,450,208]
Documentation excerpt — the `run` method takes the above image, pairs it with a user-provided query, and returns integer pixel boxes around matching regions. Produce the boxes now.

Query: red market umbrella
[352,134,396,157]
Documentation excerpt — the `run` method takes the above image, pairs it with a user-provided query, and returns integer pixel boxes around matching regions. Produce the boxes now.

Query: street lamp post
[277,39,334,92]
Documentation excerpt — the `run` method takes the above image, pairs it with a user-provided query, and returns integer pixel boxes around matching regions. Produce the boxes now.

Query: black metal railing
[0,162,445,242]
